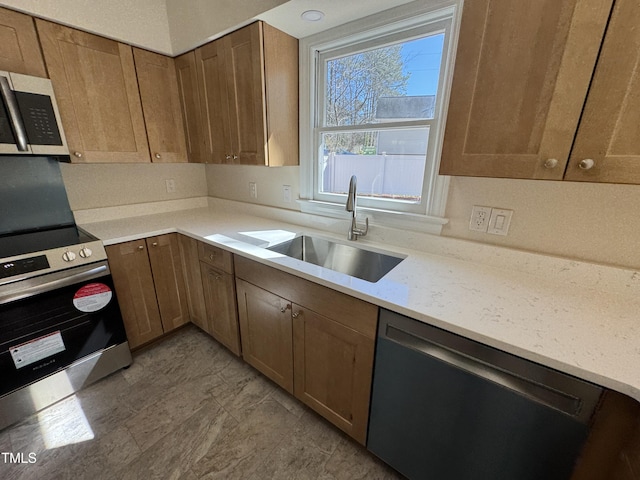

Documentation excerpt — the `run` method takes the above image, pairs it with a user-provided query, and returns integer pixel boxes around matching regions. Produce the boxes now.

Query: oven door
[0,261,129,397]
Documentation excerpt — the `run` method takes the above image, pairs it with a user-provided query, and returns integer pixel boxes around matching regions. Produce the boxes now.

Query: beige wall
[204,163,640,269]
[443,177,640,269]
[205,164,299,210]
[167,0,288,54]
[60,163,207,210]
[0,0,172,54]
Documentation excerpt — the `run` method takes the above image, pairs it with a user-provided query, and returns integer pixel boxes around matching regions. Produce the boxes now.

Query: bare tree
[325,45,409,153]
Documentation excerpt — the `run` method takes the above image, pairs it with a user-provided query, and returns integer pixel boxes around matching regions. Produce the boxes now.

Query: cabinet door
[196,38,232,164]
[146,234,188,333]
[224,22,267,165]
[566,0,640,184]
[106,239,163,349]
[236,279,293,393]
[439,0,612,180]
[0,7,46,77]
[201,263,241,356]
[35,19,150,163]
[178,235,208,331]
[292,305,374,445]
[262,23,299,167]
[133,48,187,163]
[175,51,205,163]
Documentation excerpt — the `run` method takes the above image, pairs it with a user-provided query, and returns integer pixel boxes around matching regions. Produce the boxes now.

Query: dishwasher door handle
[385,324,584,419]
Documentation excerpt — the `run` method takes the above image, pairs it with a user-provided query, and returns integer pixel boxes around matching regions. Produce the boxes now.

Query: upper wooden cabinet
[440,0,613,181]
[565,0,640,184]
[175,51,205,163]
[35,20,150,163]
[133,48,187,163]
[0,7,47,77]
[182,21,298,166]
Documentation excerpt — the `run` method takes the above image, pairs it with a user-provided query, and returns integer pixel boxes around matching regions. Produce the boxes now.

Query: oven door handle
[0,263,110,305]
[0,75,29,152]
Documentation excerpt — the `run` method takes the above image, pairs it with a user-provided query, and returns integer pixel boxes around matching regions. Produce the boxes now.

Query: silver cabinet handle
[578,158,595,170]
[225,154,232,160]
[154,153,161,159]
[0,76,28,152]
[137,245,144,250]
[74,151,83,158]
[292,312,300,319]
[280,304,291,313]
[232,154,238,160]
[152,242,158,247]
[543,158,558,169]
[209,253,216,260]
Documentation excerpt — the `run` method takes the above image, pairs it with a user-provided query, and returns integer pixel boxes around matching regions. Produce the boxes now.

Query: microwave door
[0,74,31,154]
[9,72,68,156]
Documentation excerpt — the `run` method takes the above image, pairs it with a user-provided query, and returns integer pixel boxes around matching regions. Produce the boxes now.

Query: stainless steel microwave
[0,71,68,155]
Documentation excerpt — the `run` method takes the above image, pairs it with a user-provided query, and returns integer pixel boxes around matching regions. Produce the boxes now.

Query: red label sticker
[73,283,112,312]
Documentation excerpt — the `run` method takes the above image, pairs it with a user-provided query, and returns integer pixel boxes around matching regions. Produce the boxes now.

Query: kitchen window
[299,2,460,233]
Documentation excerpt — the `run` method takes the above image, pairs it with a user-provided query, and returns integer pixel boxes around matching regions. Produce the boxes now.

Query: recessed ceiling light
[301,10,325,22]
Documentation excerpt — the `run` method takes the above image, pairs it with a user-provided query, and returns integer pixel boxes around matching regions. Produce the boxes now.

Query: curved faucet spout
[346,175,357,212]
[345,175,368,240]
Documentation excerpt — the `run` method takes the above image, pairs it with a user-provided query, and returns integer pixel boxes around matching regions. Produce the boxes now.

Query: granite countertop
[79,204,640,403]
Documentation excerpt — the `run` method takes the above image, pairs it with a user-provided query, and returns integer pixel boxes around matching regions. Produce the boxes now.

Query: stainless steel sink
[266,235,405,283]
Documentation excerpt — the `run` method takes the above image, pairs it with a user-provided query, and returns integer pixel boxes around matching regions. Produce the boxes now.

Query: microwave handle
[0,76,29,152]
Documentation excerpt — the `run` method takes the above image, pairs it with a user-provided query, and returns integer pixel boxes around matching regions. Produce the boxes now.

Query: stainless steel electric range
[0,156,132,430]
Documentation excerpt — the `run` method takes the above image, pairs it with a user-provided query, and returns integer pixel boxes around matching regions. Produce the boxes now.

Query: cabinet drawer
[198,242,234,273]
[235,256,377,339]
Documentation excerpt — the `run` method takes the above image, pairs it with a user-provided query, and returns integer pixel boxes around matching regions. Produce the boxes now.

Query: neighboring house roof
[375,95,436,120]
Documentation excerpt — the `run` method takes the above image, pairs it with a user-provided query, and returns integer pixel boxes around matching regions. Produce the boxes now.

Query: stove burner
[0,226,97,259]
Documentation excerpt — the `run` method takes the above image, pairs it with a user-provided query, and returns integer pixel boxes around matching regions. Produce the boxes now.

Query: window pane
[324,33,444,127]
[320,128,429,203]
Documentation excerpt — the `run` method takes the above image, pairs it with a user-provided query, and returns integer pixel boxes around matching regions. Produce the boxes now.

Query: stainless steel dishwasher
[367,309,603,480]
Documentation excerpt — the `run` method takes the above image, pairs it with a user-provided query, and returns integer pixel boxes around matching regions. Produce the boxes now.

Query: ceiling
[0,0,419,55]
[257,0,417,39]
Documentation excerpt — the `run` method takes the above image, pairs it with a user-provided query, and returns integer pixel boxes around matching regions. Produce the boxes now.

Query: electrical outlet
[249,182,258,199]
[469,205,491,232]
[165,179,175,193]
[487,208,513,236]
[283,185,291,203]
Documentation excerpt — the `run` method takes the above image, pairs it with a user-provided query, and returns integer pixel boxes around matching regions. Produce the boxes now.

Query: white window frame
[299,0,461,234]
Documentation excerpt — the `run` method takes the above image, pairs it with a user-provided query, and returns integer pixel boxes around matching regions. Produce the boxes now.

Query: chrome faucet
[345,175,369,241]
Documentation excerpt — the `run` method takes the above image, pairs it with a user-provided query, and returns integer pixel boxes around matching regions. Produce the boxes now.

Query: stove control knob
[62,250,77,262]
[79,247,93,258]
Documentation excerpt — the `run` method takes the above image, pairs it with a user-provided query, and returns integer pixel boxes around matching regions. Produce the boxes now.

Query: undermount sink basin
[266,235,405,283]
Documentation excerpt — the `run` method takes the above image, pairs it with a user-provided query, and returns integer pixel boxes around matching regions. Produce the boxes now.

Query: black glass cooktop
[0,225,97,260]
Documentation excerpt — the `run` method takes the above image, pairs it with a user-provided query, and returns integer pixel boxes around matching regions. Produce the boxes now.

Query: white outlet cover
[469,205,491,232]
[487,209,513,235]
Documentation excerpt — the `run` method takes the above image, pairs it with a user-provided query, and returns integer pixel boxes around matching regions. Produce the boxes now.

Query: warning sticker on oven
[73,283,113,312]
[10,331,66,369]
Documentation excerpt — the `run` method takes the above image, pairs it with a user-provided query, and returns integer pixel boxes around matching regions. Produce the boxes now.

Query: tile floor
[1,325,403,479]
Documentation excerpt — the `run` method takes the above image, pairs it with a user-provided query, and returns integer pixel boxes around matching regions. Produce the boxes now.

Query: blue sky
[401,33,444,96]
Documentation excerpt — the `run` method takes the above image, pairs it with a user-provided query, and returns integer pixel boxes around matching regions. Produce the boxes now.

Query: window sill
[297,199,448,235]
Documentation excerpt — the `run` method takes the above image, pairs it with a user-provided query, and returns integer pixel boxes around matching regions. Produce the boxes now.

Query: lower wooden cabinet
[292,305,374,444]
[178,235,208,330]
[236,279,294,392]
[201,263,241,355]
[235,256,378,444]
[106,233,188,349]
[179,235,241,355]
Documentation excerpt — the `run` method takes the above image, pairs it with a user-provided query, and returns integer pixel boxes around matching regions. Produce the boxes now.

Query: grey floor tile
[0,326,399,480]
[192,397,299,480]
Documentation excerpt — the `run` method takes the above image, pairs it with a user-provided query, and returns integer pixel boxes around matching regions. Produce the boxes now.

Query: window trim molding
[299,0,462,232]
